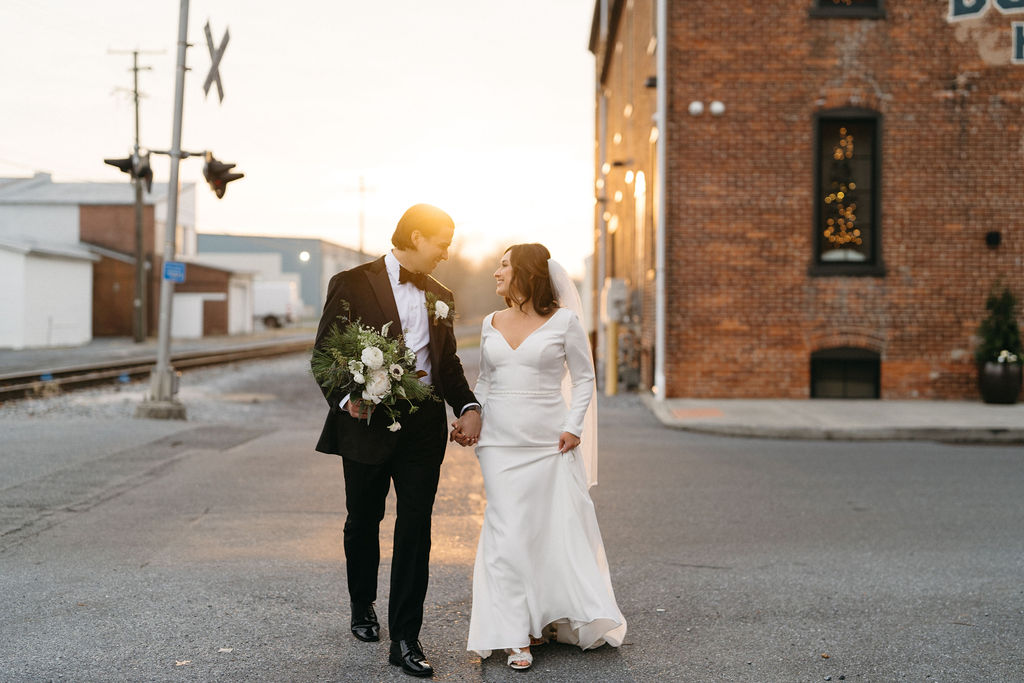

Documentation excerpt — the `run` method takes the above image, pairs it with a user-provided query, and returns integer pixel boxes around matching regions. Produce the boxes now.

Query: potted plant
[975,286,1023,404]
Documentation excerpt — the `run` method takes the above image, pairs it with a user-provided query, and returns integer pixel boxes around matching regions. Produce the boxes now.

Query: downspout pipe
[595,0,609,392]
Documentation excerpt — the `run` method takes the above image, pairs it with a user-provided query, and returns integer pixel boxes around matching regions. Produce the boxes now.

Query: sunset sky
[0,0,597,275]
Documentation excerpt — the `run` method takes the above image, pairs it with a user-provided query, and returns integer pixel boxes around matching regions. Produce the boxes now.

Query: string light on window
[823,127,862,247]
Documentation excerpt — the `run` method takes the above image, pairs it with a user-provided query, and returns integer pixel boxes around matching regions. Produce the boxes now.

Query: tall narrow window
[811,111,884,276]
[810,0,885,19]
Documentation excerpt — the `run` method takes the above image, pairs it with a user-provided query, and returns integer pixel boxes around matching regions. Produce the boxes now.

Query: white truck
[253,279,301,329]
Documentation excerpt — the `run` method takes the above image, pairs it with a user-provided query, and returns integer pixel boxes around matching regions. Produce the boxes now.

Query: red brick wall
[597,0,1024,399]
[79,204,156,255]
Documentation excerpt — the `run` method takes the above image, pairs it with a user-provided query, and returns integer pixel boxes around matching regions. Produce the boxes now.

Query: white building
[0,173,201,348]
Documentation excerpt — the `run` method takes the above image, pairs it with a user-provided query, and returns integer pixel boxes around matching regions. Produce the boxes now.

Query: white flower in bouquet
[361,346,385,369]
[363,369,391,403]
[433,300,449,321]
[311,301,439,429]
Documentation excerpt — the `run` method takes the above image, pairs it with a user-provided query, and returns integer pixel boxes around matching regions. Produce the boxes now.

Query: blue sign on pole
[163,261,186,282]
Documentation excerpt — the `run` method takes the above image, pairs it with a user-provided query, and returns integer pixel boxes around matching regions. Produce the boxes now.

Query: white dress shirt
[384,251,432,385]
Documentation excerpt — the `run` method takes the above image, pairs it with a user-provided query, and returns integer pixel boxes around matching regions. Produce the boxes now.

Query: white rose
[361,346,385,369]
[389,363,404,379]
[433,300,449,320]
[364,369,391,400]
[348,360,364,374]
[352,371,365,384]
[388,422,402,432]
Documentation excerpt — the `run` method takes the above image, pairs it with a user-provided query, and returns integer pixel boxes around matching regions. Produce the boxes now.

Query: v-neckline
[489,308,562,352]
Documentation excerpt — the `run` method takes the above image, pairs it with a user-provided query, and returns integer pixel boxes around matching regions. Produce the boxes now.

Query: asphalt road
[1,351,1022,682]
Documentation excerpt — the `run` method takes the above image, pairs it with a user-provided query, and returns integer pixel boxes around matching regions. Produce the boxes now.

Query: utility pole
[110,49,157,343]
[131,51,147,343]
[135,3,239,420]
[346,175,374,256]
[136,0,190,420]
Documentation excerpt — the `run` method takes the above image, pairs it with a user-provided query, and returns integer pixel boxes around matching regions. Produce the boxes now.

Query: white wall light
[709,100,725,116]
[688,100,704,116]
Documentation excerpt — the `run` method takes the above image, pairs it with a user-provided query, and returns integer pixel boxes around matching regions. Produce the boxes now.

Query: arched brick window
[811,347,880,398]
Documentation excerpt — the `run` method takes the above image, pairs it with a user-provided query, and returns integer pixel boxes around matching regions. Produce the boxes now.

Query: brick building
[0,173,247,340]
[590,0,1024,399]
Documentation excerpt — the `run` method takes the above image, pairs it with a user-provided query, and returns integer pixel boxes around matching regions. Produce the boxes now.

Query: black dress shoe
[388,639,434,677]
[350,602,379,642]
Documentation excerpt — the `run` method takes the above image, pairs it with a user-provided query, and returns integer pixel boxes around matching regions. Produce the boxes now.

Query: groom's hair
[392,204,455,250]
[505,243,557,316]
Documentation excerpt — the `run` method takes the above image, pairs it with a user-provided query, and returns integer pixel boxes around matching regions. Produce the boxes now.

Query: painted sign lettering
[950,0,1024,20]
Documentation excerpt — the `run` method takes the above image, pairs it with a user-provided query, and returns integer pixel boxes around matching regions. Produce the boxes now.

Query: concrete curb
[641,394,1024,444]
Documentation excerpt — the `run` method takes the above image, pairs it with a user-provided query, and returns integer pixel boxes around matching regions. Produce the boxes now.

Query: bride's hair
[504,243,557,315]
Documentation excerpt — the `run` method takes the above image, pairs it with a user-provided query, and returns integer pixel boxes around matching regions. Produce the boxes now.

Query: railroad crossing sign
[203,21,229,102]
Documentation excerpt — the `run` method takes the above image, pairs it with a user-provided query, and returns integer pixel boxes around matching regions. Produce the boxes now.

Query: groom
[313,203,481,678]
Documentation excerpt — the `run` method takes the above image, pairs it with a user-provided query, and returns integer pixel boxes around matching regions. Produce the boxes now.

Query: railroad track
[0,339,312,403]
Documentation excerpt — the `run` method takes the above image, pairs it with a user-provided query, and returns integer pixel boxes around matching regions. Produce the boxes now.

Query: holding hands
[450,408,482,447]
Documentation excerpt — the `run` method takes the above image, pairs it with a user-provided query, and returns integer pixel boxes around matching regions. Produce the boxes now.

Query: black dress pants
[340,399,447,642]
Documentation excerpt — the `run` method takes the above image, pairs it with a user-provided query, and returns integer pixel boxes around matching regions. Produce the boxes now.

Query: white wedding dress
[467,307,627,658]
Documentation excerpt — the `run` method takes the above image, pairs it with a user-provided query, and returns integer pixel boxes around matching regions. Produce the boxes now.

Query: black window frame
[809,108,886,277]
[809,0,886,19]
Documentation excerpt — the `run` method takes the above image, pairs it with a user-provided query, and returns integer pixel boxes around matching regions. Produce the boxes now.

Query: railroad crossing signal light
[135,151,153,193]
[103,151,153,193]
[104,156,134,174]
[202,152,244,199]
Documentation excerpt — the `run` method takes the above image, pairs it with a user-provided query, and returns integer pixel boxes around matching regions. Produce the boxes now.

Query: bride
[460,242,626,671]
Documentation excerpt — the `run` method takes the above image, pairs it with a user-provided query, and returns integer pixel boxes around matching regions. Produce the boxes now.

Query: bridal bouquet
[311,313,437,432]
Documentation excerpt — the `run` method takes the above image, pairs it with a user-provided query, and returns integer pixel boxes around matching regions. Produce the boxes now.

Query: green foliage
[975,286,1023,365]
[311,304,437,429]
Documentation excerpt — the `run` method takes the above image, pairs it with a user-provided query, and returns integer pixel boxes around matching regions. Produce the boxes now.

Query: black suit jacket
[312,256,477,463]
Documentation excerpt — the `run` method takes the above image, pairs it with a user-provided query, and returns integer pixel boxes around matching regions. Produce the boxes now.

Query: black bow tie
[398,265,429,290]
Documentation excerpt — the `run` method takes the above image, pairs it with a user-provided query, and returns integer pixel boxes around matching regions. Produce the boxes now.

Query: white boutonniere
[425,292,455,327]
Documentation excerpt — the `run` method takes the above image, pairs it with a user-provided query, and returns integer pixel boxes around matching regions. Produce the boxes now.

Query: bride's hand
[558,432,580,453]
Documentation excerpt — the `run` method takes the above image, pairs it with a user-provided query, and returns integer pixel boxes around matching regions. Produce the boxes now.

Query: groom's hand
[344,399,373,420]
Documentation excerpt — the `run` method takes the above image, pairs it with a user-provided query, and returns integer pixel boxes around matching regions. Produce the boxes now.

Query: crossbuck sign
[203,21,229,102]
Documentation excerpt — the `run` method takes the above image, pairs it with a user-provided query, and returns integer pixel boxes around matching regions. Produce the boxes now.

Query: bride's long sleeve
[560,312,596,437]
[473,329,491,409]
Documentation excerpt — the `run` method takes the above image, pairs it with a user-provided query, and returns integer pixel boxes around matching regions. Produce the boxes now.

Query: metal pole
[138,0,189,419]
[653,0,668,399]
[132,51,147,343]
[358,175,365,255]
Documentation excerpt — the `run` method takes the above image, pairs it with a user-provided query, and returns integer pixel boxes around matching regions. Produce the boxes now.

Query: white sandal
[506,647,533,671]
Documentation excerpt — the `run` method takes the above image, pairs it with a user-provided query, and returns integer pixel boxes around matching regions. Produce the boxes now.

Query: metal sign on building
[163,260,186,283]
